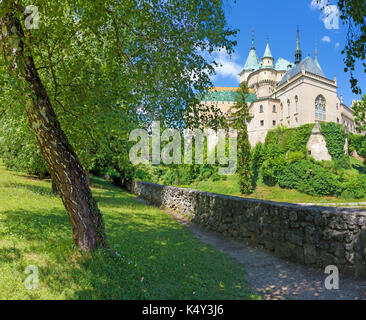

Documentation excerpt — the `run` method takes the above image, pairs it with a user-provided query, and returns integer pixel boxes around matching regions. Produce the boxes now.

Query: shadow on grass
[2,182,55,197]
[1,192,252,299]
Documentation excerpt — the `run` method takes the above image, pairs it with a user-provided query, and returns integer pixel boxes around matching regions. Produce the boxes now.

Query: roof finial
[295,26,302,64]
[251,28,255,49]
[315,38,318,59]
[314,37,322,71]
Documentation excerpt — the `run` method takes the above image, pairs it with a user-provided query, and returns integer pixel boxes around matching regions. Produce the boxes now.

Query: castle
[202,28,356,146]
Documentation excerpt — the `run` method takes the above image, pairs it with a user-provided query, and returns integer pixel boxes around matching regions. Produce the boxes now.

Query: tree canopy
[0,0,238,250]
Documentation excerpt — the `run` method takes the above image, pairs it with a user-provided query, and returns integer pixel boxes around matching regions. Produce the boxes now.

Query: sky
[210,0,365,107]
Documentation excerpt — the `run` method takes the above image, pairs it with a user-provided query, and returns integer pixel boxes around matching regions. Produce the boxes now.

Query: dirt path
[135,198,366,300]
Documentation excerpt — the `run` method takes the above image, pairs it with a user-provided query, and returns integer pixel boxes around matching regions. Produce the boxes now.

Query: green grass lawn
[0,161,257,300]
[180,174,366,204]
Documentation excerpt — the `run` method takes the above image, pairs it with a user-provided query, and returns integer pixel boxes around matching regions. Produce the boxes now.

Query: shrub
[260,153,286,186]
[277,160,342,196]
[349,133,366,158]
[341,174,366,199]
[286,151,306,163]
[334,154,351,170]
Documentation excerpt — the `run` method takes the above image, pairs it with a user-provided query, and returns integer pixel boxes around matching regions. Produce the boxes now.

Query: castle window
[295,96,298,113]
[287,99,290,116]
[260,105,264,113]
[315,95,326,121]
[260,120,264,126]
[273,120,276,126]
[272,105,276,113]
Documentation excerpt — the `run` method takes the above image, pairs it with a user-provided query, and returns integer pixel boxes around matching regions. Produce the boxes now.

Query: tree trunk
[51,179,58,196]
[1,10,107,250]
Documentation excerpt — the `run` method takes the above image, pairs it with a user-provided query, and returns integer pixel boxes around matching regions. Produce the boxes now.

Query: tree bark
[1,10,107,250]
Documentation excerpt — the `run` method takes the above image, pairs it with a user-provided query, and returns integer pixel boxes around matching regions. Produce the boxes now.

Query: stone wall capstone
[125,180,366,278]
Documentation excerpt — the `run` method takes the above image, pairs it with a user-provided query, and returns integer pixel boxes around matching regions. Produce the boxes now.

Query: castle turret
[262,38,274,67]
[295,26,302,65]
[240,29,260,82]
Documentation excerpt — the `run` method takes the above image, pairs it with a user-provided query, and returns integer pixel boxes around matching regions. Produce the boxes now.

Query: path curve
[136,198,366,300]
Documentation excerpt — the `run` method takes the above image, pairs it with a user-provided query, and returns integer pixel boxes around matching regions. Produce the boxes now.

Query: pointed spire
[314,38,323,72]
[315,38,318,60]
[296,26,301,51]
[263,37,273,59]
[295,26,302,64]
[244,29,259,70]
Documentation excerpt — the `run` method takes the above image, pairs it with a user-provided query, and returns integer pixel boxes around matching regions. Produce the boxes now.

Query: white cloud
[310,1,340,30]
[321,35,331,43]
[210,50,242,82]
[310,0,327,9]
[322,5,340,29]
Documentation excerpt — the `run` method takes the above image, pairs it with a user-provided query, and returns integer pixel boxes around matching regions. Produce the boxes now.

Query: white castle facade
[202,28,356,146]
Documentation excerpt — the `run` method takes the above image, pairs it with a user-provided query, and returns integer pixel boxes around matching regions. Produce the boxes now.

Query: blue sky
[211,0,365,107]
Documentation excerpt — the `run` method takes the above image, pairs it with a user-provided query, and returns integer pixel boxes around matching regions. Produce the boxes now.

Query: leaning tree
[0,0,237,250]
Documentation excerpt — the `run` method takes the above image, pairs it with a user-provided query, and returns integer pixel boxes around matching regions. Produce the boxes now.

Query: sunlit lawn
[180,174,366,204]
[0,161,257,300]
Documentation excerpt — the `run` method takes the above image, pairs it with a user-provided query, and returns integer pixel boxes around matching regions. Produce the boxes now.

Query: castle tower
[240,29,260,82]
[295,26,302,65]
[261,38,274,67]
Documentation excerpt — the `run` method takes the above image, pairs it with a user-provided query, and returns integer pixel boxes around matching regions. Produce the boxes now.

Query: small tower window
[272,105,276,113]
[273,120,276,126]
[287,99,290,116]
[260,120,264,126]
[260,105,264,113]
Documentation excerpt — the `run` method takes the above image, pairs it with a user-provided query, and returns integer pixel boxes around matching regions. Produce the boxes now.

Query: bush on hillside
[277,160,342,196]
[349,133,366,158]
[341,173,366,199]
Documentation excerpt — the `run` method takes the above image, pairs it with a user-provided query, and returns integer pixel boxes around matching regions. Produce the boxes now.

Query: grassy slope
[0,162,256,300]
[180,173,366,204]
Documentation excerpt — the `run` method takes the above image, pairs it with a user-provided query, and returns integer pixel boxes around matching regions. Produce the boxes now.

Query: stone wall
[125,180,366,278]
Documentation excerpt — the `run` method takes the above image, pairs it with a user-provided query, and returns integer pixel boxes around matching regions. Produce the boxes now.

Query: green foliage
[352,95,366,132]
[334,154,352,170]
[337,0,366,94]
[265,124,314,154]
[320,122,346,158]
[277,160,342,196]
[286,151,306,163]
[227,82,253,194]
[250,142,265,188]
[349,132,366,158]
[0,112,48,176]
[341,173,366,199]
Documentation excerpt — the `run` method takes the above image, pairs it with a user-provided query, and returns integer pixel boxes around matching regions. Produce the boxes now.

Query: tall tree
[0,0,237,250]
[314,0,365,95]
[337,0,366,95]
[352,95,366,131]
[227,81,253,194]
